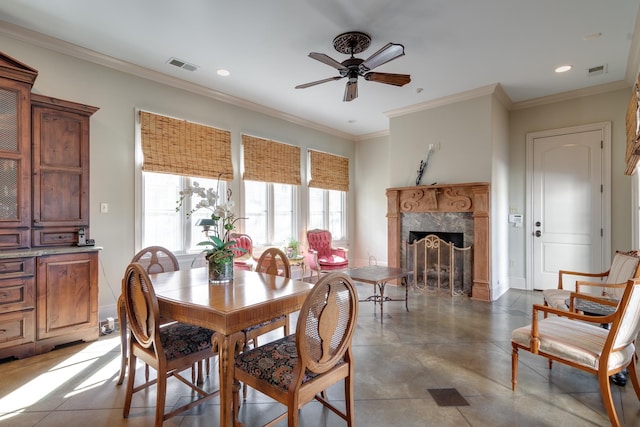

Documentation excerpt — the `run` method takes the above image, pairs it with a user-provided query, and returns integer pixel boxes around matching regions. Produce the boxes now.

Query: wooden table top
[344,265,411,284]
[151,268,314,335]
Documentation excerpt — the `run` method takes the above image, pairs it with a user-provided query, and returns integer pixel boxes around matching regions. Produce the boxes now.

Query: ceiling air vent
[587,64,607,76]
[167,57,199,72]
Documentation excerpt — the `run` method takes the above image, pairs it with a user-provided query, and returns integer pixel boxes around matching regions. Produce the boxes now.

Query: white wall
[354,134,389,267]
[508,89,631,288]
[0,35,355,320]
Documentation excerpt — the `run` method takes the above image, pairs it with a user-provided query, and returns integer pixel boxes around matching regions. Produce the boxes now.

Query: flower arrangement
[175,179,245,265]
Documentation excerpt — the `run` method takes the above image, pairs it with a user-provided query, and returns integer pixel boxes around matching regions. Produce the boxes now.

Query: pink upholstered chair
[229,233,256,271]
[305,229,348,278]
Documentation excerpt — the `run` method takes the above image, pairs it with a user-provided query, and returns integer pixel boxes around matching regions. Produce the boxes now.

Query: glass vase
[208,257,233,284]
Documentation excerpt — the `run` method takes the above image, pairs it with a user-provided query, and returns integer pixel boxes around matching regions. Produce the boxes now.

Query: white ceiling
[1,0,639,139]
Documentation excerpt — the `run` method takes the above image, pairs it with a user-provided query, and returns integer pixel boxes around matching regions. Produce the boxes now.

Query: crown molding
[510,80,631,110]
[0,21,356,141]
[385,83,506,118]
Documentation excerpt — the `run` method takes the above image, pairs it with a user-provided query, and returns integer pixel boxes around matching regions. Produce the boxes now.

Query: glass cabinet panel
[0,87,19,221]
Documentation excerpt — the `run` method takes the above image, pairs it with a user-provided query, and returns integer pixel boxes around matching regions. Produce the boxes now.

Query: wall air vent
[587,64,607,76]
[167,57,199,72]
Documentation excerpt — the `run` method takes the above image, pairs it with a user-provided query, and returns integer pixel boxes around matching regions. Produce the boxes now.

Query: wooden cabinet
[35,251,99,353]
[31,95,98,246]
[0,52,100,359]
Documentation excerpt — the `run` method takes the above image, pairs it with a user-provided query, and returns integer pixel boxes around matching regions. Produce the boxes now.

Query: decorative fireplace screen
[407,234,472,296]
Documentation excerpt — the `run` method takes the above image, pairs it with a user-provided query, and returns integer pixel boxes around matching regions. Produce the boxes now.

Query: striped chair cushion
[511,317,635,371]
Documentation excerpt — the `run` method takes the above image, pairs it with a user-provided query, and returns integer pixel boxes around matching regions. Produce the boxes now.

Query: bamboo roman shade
[308,149,349,192]
[242,134,301,185]
[140,111,233,180]
[625,77,640,175]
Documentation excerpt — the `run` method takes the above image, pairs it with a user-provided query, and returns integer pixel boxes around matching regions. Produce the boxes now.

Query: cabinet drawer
[0,257,35,279]
[0,277,35,312]
[0,309,35,349]
[0,229,30,250]
[32,227,87,247]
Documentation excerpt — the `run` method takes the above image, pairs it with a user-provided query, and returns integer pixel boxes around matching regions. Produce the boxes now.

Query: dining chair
[304,228,349,279]
[542,250,640,311]
[240,247,291,399]
[233,272,358,426]
[511,279,640,427]
[121,262,219,427]
[117,246,180,385]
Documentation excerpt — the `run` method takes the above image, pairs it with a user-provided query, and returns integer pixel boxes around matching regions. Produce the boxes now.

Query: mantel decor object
[416,144,434,186]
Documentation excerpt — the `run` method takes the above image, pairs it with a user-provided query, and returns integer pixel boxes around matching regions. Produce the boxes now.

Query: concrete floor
[1,283,639,426]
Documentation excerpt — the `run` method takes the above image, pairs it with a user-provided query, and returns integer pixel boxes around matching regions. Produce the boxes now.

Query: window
[308,187,346,240]
[142,172,222,254]
[244,180,295,246]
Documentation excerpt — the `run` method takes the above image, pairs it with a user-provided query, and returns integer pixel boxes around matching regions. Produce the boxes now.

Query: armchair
[542,250,640,310]
[511,279,640,427]
[228,233,256,271]
[305,229,349,278]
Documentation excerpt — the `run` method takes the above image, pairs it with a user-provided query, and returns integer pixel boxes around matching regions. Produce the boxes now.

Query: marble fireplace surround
[386,183,491,301]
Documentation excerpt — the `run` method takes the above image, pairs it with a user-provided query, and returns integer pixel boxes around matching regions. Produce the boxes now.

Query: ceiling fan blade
[359,43,405,72]
[309,52,347,71]
[343,78,358,102]
[364,72,411,87]
[295,76,343,89]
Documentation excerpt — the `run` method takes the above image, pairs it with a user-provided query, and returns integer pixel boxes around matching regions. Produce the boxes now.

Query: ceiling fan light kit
[296,31,411,102]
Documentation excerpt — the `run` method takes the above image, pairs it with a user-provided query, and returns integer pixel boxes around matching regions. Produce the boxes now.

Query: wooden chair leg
[511,347,518,391]
[599,370,621,427]
[627,357,640,400]
[117,296,128,385]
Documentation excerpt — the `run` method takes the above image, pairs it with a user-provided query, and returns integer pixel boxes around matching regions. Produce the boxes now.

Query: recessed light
[217,69,230,77]
[555,65,573,73]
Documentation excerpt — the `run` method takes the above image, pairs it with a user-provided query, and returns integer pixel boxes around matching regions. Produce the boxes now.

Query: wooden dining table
[149,267,314,427]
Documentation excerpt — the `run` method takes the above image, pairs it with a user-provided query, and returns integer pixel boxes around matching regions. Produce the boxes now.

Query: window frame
[308,187,347,242]
[242,180,298,247]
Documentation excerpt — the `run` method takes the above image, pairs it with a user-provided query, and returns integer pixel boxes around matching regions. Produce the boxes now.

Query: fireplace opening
[406,232,472,296]
[409,231,463,247]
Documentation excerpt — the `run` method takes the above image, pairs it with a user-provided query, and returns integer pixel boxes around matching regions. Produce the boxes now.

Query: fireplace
[386,183,491,301]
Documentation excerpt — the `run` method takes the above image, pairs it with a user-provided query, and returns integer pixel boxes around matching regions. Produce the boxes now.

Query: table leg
[377,281,386,322]
[403,276,409,311]
[213,331,245,427]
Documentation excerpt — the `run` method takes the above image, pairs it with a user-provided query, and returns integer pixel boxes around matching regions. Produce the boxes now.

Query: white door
[527,123,609,291]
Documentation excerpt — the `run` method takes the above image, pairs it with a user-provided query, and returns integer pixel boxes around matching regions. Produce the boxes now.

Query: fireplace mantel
[386,182,491,301]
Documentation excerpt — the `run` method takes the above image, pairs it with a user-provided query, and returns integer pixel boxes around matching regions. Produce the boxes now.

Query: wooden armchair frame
[512,280,640,427]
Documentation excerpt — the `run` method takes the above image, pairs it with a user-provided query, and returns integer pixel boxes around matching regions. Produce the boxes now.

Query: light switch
[100,202,109,213]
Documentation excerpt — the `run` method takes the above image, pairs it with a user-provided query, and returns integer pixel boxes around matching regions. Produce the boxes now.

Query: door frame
[525,121,611,290]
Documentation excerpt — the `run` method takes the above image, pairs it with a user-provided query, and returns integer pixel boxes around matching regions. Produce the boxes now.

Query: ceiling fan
[295,31,411,102]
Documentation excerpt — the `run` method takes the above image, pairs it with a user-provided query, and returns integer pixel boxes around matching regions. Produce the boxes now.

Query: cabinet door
[32,104,90,229]
[36,252,98,340]
[0,79,31,241]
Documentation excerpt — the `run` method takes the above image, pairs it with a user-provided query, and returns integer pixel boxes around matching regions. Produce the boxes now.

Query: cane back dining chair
[511,279,640,427]
[121,262,220,427]
[240,247,291,398]
[233,272,359,426]
[117,246,181,385]
[542,250,640,311]
[304,229,349,279]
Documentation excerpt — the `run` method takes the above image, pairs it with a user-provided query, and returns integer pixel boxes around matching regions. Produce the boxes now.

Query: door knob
[535,230,542,237]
